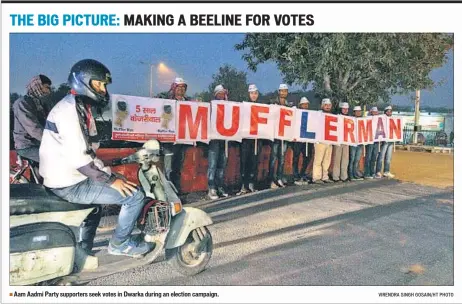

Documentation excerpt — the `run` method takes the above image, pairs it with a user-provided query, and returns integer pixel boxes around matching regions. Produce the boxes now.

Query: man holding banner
[364,106,380,179]
[237,84,261,195]
[312,98,334,184]
[348,106,364,181]
[207,85,230,200]
[332,102,350,182]
[292,97,313,186]
[376,106,396,179]
[157,77,190,190]
[269,84,292,189]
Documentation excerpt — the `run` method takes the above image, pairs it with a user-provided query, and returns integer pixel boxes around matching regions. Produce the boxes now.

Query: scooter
[9,139,214,286]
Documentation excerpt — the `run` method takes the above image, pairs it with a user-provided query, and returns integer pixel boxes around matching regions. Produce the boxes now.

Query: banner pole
[254,139,258,155]
[225,140,229,158]
[379,141,381,153]
[393,142,396,153]
[306,142,308,157]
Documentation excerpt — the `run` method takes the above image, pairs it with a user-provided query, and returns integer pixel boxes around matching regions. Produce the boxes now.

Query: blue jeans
[292,142,313,180]
[348,145,363,178]
[50,178,145,248]
[377,142,394,173]
[162,143,185,190]
[207,140,228,189]
[364,143,380,177]
[269,139,288,182]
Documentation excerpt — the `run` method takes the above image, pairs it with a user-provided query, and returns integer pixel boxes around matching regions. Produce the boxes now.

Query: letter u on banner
[210,100,242,142]
[176,101,210,144]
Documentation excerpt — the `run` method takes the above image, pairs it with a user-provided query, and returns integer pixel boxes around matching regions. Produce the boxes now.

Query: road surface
[89,179,453,286]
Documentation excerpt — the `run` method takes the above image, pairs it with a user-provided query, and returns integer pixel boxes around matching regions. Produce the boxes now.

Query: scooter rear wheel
[165,226,213,276]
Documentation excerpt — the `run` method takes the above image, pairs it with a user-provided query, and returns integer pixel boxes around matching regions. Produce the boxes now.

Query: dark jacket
[13,95,49,150]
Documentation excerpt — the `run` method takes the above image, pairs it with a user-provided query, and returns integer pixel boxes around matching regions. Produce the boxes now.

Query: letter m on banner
[176,101,210,144]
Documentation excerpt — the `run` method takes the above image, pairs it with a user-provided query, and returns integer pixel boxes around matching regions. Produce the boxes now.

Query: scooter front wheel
[165,226,213,276]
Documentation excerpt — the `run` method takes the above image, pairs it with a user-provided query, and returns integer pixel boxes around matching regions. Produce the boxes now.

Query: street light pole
[413,90,421,144]
[140,61,155,97]
[150,64,154,98]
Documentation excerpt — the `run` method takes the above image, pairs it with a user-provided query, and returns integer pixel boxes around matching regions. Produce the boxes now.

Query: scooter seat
[10,184,94,216]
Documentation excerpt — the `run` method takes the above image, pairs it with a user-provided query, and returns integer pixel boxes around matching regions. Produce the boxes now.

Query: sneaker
[236,185,249,196]
[353,176,364,181]
[276,179,286,188]
[313,180,324,185]
[374,173,382,179]
[333,179,341,183]
[294,179,305,186]
[270,182,280,189]
[383,172,395,178]
[323,179,334,183]
[208,189,219,200]
[217,187,229,197]
[364,175,374,180]
[341,179,350,182]
[248,183,256,192]
[108,236,151,258]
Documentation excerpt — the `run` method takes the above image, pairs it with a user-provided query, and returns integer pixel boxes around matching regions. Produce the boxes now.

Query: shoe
[294,179,305,186]
[313,180,324,185]
[217,187,229,198]
[270,182,280,189]
[333,179,341,183]
[248,183,256,192]
[383,172,395,178]
[323,179,334,183]
[341,179,350,182]
[236,185,249,196]
[374,173,382,179]
[352,176,364,181]
[364,176,374,180]
[208,189,219,200]
[108,236,151,258]
[276,179,286,188]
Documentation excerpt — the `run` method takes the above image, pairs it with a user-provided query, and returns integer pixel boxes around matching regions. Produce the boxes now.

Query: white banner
[372,115,389,142]
[111,94,176,142]
[210,100,243,142]
[176,101,211,144]
[240,102,277,141]
[110,96,404,146]
[273,105,297,141]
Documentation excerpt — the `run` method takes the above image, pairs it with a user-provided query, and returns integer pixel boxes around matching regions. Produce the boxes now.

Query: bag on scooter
[10,222,76,285]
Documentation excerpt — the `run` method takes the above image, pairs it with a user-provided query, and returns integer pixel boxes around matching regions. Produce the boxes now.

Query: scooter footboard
[165,207,213,249]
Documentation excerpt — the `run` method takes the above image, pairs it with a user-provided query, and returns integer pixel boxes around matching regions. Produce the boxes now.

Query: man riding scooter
[39,59,150,258]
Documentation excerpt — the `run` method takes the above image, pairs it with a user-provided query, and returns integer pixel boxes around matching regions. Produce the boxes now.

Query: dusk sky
[10,33,454,108]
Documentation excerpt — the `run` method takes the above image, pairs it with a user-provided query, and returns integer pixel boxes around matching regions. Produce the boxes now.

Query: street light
[139,61,155,97]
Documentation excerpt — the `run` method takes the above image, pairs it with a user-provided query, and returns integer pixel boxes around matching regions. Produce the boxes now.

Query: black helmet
[68,59,112,108]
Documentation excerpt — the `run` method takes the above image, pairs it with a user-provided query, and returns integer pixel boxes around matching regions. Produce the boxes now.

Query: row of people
[156,79,396,200]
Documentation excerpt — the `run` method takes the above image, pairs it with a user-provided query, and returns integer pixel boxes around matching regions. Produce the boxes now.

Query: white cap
[340,102,349,109]
[279,84,289,90]
[322,98,332,106]
[299,97,309,104]
[214,84,226,95]
[353,106,362,111]
[370,106,378,112]
[385,106,392,111]
[248,84,258,92]
[174,77,186,85]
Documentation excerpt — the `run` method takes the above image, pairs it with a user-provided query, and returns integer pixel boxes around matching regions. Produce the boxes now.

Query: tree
[200,64,249,102]
[235,33,453,108]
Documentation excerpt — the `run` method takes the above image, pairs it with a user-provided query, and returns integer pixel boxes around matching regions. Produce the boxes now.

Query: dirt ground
[391,150,454,189]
